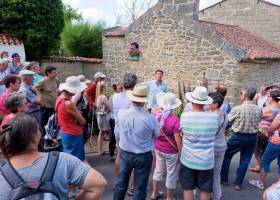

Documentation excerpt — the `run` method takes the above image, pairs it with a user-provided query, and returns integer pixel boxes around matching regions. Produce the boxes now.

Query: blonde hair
[95,81,106,100]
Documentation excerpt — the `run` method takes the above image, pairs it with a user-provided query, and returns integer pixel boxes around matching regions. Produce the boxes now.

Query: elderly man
[19,70,42,125]
[113,85,160,200]
[145,69,168,112]
[8,53,23,74]
[0,59,9,95]
[221,87,262,191]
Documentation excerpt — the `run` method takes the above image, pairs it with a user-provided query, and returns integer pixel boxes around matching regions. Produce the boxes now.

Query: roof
[103,26,126,37]
[199,21,280,61]
[44,56,102,64]
[0,34,23,45]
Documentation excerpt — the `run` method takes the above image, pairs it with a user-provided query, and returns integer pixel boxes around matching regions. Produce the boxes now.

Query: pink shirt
[0,91,10,115]
[153,112,180,154]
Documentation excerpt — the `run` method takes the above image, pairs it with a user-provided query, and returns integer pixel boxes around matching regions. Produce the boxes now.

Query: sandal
[150,191,164,200]
[98,151,105,156]
[249,167,261,173]
[249,180,264,190]
[127,188,134,196]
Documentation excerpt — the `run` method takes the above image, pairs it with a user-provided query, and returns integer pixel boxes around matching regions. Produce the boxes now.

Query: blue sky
[62,0,280,27]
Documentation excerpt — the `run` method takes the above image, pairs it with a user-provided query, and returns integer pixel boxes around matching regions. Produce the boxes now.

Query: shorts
[254,132,268,157]
[261,142,280,174]
[179,164,213,193]
[97,113,111,131]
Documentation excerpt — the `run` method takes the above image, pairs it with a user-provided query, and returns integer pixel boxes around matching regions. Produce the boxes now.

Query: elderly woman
[0,92,28,129]
[56,76,87,161]
[0,114,107,199]
[151,92,182,200]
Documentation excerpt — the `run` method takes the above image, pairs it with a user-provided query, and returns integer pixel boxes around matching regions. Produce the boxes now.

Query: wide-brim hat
[59,76,87,94]
[77,75,91,84]
[19,70,36,77]
[156,92,181,110]
[127,85,149,103]
[185,86,213,105]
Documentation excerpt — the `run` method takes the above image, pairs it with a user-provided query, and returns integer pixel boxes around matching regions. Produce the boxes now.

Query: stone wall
[42,61,105,82]
[103,2,280,105]
[199,0,280,44]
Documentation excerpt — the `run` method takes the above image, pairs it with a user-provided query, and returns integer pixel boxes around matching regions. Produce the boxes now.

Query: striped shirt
[180,112,219,170]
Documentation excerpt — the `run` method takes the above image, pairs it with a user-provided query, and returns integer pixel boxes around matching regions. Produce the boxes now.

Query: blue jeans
[261,141,280,174]
[113,149,153,200]
[221,133,257,186]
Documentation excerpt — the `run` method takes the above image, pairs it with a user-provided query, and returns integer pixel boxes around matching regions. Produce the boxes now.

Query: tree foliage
[0,0,64,60]
[63,4,82,24]
[61,22,104,58]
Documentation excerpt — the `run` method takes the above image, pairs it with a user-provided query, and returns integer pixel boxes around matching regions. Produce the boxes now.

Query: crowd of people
[0,52,279,200]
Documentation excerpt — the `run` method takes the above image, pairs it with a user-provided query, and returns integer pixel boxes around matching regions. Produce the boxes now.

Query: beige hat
[77,75,91,84]
[185,86,213,105]
[59,76,87,94]
[127,85,149,102]
[156,92,181,110]
[18,70,36,77]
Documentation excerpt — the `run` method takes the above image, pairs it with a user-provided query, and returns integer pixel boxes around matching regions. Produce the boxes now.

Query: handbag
[216,113,226,135]
[160,129,178,151]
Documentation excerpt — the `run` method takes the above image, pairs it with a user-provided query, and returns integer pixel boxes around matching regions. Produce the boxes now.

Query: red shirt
[0,91,11,115]
[56,97,83,135]
[85,82,96,110]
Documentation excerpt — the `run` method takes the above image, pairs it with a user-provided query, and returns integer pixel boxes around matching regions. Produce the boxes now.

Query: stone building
[102,0,280,104]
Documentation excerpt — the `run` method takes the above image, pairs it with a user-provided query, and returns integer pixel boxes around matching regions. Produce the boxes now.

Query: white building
[0,34,26,61]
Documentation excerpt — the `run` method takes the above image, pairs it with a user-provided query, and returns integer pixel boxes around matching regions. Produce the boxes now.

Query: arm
[34,79,44,94]
[174,133,182,153]
[65,101,86,125]
[267,114,280,137]
[75,168,107,200]
[71,93,82,105]
[227,107,237,122]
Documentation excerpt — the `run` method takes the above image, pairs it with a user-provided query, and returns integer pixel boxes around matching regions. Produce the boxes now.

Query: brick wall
[199,0,280,44]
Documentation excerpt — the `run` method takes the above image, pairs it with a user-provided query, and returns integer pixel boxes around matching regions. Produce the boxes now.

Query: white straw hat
[59,76,87,94]
[127,85,149,103]
[185,86,213,105]
[156,92,181,110]
[77,75,91,84]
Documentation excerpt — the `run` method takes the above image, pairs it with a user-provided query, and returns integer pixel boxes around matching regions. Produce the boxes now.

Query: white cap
[94,72,106,79]
[19,70,36,77]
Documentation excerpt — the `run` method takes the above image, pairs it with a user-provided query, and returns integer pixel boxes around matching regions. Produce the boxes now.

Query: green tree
[61,21,104,58]
[0,0,64,60]
[63,4,82,24]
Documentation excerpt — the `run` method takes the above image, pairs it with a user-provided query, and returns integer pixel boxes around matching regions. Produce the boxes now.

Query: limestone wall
[199,0,280,44]
[42,62,105,82]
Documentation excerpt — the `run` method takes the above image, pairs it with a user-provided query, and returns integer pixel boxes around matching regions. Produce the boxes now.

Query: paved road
[86,150,279,200]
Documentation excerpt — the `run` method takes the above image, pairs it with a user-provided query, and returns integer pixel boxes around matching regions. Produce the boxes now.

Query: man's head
[0,60,8,72]
[45,65,57,79]
[0,51,9,59]
[4,75,21,91]
[19,70,35,85]
[94,72,106,82]
[215,86,227,98]
[123,73,137,90]
[240,87,257,102]
[155,70,163,82]
[207,92,224,111]
[11,53,21,64]
[128,85,149,107]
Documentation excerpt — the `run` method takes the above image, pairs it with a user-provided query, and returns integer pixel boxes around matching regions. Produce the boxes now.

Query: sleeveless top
[56,97,83,135]
[96,95,108,115]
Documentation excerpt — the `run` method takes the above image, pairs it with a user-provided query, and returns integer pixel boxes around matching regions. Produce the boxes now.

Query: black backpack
[0,151,60,200]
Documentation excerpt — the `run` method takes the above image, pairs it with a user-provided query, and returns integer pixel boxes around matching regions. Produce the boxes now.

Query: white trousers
[212,150,226,200]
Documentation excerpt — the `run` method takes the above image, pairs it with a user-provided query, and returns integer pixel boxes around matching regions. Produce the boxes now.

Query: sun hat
[18,70,36,77]
[127,85,149,102]
[156,92,181,110]
[77,75,91,84]
[59,76,87,94]
[94,72,106,79]
[185,86,213,105]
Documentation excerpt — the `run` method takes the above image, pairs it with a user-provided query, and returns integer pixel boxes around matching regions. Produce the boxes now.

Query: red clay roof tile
[0,34,23,45]
[44,56,102,64]
[104,26,126,37]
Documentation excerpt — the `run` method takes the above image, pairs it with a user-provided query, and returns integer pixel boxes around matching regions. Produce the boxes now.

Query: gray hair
[123,73,137,90]
[32,61,40,67]
[243,87,257,100]
[4,92,26,114]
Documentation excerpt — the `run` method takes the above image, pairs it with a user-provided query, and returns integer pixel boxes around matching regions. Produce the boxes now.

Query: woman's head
[5,92,28,114]
[0,51,9,59]
[0,114,40,158]
[207,92,224,111]
[215,86,227,97]
[267,89,280,104]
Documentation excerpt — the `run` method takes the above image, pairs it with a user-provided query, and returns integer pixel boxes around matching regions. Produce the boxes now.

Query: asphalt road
[86,150,279,200]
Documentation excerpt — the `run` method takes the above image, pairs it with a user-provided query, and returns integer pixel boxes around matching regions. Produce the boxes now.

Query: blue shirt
[0,70,9,95]
[117,105,160,154]
[8,62,23,74]
[33,74,42,86]
[145,80,168,109]
[20,83,40,113]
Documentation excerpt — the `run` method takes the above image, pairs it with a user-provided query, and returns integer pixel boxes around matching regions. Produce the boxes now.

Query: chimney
[160,0,200,21]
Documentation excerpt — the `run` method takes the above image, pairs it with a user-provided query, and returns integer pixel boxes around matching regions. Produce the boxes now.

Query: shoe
[150,191,164,200]
[249,180,264,190]
[110,156,116,162]
[232,183,241,191]
[127,188,134,196]
[103,136,110,141]
[221,181,230,186]
[249,167,261,173]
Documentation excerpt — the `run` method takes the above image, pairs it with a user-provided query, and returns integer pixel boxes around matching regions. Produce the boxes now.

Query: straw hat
[156,92,182,110]
[127,85,149,102]
[185,86,213,105]
[59,76,87,94]
[18,70,36,77]
[77,75,91,84]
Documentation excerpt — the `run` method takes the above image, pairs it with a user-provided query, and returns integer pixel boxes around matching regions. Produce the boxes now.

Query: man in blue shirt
[113,85,160,200]
[8,53,24,74]
[145,70,168,112]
